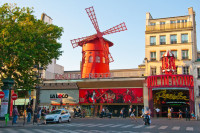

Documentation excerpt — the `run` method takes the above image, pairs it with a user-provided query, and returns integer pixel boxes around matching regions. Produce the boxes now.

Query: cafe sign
[50,93,68,99]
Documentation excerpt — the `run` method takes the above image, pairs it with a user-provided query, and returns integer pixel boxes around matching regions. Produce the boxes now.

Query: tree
[0,3,63,90]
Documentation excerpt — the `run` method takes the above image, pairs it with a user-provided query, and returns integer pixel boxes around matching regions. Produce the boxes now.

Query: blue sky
[1,0,200,71]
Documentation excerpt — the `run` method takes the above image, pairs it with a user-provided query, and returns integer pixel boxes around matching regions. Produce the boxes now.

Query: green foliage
[0,3,63,90]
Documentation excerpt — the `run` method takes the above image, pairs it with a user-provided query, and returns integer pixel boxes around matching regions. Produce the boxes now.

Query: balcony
[146,22,192,33]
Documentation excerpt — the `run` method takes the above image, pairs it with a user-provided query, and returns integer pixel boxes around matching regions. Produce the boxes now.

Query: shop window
[183,66,189,74]
[182,20,187,23]
[171,50,177,59]
[181,34,188,43]
[89,56,93,63]
[182,50,189,59]
[170,35,177,44]
[96,56,100,63]
[151,67,156,75]
[160,36,166,45]
[150,36,156,45]
[197,68,200,78]
[150,52,156,61]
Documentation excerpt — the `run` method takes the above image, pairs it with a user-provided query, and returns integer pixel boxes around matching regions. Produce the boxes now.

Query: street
[0,117,199,133]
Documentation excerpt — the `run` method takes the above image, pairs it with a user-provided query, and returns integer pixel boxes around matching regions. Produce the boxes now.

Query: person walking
[13,106,19,124]
[178,109,183,120]
[168,107,171,120]
[41,107,46,124]
[185,108,190,121]
[170,107,173,118]
[155,107,160,118]
[26,105,32,123]
[37,107,41,124]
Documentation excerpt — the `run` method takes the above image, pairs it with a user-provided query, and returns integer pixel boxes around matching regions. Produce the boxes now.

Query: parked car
[45,109,71,123]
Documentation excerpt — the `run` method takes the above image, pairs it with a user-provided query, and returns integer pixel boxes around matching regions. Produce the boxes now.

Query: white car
[45,109,71,123]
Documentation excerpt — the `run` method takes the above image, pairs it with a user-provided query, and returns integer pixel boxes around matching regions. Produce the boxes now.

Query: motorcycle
[99,111,112,118]
[143,114,150,125]
[73,112,82,118]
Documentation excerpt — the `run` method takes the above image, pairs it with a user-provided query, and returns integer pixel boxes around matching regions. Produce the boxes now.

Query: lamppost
[32,65,43,124]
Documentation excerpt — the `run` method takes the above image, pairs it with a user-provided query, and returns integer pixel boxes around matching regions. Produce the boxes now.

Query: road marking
[146,125,155,129]
[3,129,18,133]
[46,129,65,133]
[33,129,48,133]
[98,124,115,127]
[172,126,180,130]
[133,125,144,128]
[121,124,134,128]
[18,129,35,133]
[110,124,123,127]
[158,126,168,129]
[186,127,194,131]
[88,124,104,127]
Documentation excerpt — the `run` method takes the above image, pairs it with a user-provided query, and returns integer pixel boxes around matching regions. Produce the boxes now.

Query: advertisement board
[0,90,9,117]
[79,88,143,104]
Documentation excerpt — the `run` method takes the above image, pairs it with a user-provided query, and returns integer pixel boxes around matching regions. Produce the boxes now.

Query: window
[183,66,189,74]
[150,52,156,61]
[170,20,176,24]
[89,56,93,63]
[177,20,180,23]
[160,36,166,44]
[181,20,187,23]
[170,35,177,44]
[197,68,200,78]
[150,23,156,26]
[160,51,166,59]
[160,22,165,25]
[182,50,189,59]
[102,57,106,63]
[171,50,177,59]
[151,67,156,75]
[199,86,200,96]
[150,36,156,45]
[96,56,100,63]
[181,34,188,43]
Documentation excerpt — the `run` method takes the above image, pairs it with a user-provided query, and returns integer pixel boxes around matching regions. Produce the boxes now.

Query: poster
[79,88,143,104]
[0,90,9,117]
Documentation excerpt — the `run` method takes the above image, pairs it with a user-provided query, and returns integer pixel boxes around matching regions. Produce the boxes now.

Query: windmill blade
[102,22,127,35]
[85,6,100,32]
[99,38,114,63]
[70,34,97,48]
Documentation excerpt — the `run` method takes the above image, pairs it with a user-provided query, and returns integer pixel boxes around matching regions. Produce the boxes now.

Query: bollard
[5,114,9,126]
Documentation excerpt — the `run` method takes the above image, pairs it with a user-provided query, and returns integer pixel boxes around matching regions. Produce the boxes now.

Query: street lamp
[32,65,43,124]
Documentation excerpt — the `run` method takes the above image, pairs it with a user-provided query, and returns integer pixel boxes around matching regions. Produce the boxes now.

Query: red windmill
[71,6,127,79]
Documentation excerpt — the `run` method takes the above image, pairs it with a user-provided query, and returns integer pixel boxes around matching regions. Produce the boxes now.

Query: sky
[1,0,200,71]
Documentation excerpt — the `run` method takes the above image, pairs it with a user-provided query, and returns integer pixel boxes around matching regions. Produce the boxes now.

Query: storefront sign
[155,90,189,101]
[50,93,68,99]
[79,88,143,104]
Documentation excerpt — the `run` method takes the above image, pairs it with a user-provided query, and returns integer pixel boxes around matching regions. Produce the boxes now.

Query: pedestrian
[12,106,19,124]
[26,105,32,123]
[178,109,182,120]
[37,107,41,124]
[155,107,160,118]
[120,108,123,118]
[191,111,195,119]
[51,106,55,112]
[129,105,136,121]
[168,107,171,120]
[170,107,173,118]
[41,107,46,124]
[46,108,50,114]
[185,108,190,121]
[141,107,144,117]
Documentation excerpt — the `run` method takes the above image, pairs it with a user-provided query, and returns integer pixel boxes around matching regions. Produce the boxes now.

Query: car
[45,109,71,123]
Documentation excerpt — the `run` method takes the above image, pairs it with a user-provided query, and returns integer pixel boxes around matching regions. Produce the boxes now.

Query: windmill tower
[71,6,127,78]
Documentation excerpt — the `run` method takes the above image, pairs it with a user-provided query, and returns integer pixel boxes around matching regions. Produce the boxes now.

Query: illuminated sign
[155,90,189,101]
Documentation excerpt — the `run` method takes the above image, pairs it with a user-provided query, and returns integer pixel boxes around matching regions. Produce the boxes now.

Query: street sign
[11,93,18,100]
[0,91,5,99]
[58,94,62,98]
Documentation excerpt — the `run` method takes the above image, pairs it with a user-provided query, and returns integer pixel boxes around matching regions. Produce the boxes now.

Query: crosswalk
[0,123,196,133]
[40,123,194,131]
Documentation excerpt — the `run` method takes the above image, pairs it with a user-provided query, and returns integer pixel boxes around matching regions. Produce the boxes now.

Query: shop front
[40,82,79,113]
[79,87,143,117]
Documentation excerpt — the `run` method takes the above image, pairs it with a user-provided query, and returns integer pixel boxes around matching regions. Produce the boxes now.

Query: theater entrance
[153,89,190,117]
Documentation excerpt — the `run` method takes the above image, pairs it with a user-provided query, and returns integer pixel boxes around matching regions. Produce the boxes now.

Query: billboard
[79,88,143,104]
